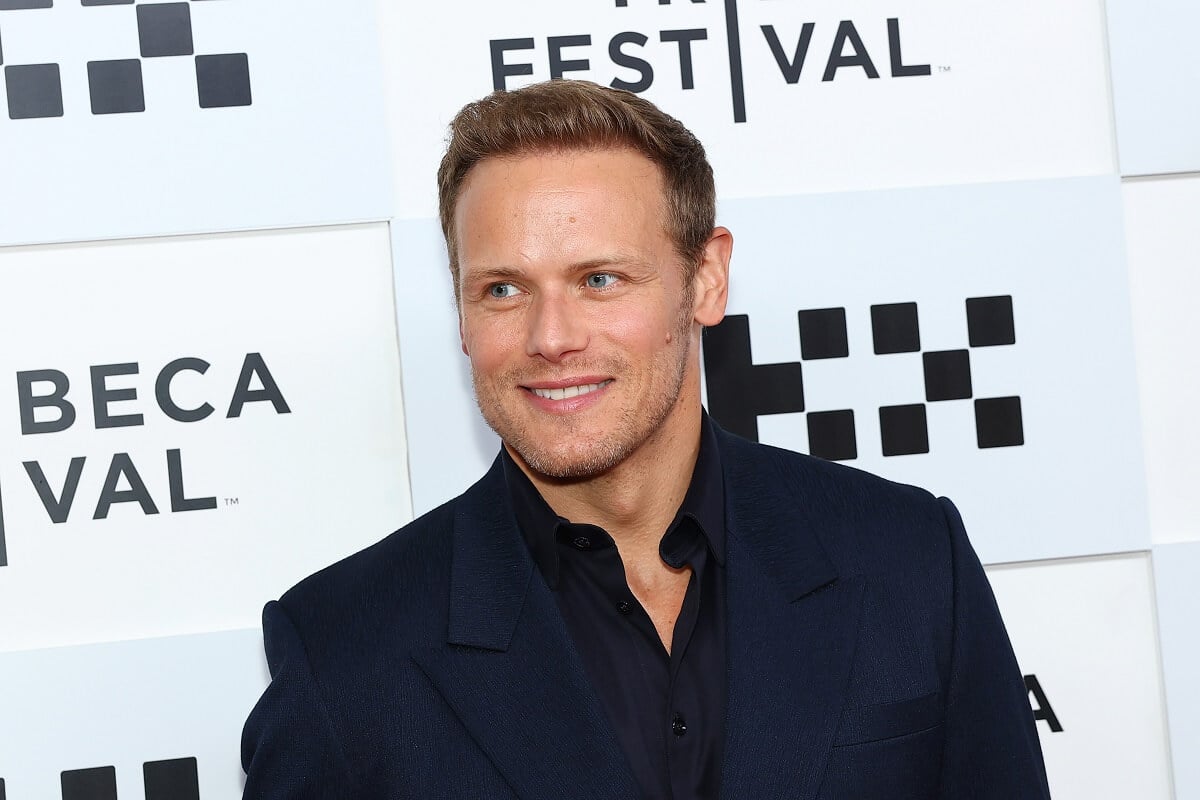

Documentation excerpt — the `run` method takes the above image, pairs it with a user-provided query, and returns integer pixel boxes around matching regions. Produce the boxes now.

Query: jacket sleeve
[937,497,1052,798]
[241,600,358,799]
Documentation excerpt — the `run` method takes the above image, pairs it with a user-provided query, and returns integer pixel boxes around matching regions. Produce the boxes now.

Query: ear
[692,226,732,327]
[459,315,469,357]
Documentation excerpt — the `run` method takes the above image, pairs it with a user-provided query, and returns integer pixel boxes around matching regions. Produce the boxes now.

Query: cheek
[463,315,524,370]
[592,297,676,348]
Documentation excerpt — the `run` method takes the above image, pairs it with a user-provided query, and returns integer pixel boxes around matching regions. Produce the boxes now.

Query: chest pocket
[833,691,942,746]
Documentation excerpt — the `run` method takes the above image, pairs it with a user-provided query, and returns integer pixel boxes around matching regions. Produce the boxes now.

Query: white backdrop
[1154,542,1200,800]
[394,179,1150,565]
[0,0,392,246]
[1107,0,1200,175]
[989,553,1173,799]
[1122,176,1200,546]
[377,0,1116,219]
[1,0,1198,796]
[0,629,267,799]
[0,224,412,652]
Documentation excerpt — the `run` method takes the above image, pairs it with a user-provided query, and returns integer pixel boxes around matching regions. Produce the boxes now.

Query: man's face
[454,147,708,479]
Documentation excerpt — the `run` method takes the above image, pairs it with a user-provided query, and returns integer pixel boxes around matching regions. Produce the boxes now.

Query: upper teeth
[532,381,611,401]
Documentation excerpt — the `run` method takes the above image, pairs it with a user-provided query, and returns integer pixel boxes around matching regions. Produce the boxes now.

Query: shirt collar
[501,412,726,588]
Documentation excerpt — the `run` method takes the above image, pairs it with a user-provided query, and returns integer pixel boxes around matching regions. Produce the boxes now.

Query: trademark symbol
[937,65,951,73]
[224,497,239,507]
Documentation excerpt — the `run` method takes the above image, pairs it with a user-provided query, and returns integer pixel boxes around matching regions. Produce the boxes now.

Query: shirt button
[672,714,687,737]
[571,536,592,550]
[615,600,634,615]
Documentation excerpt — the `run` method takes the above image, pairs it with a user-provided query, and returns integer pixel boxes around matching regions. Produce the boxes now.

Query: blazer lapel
[410,457,639,800]
[718,432,865,800]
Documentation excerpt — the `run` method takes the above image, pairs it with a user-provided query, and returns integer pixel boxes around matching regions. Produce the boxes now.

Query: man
[242,80,1050,799]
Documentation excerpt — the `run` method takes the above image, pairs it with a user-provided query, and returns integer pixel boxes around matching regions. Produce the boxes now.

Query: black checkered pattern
[807,409,857,461]
[702,295,1023,461]
[4,63,63,118]
[702,314,804,441]
[879,404,929,456]
[870,302,920,354]
[88,59,144,114]
[61,767,117,800]
[144,757,200,800]
[52,758,198,800]
[1,0,250,119]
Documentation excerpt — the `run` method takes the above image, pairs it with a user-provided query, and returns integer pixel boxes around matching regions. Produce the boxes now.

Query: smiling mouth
[528,380,613,401]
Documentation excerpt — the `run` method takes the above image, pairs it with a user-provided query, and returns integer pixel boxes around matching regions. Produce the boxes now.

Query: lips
[527,379,613,401]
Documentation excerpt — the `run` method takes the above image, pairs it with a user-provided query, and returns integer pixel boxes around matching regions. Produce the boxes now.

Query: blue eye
[586,273,617,289]
[489,283,519,298]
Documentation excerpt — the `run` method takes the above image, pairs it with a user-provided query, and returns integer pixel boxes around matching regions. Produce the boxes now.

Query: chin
[512,439,628,481]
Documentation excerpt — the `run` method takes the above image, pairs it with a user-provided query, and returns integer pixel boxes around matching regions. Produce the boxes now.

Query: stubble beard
[472,307,695,481]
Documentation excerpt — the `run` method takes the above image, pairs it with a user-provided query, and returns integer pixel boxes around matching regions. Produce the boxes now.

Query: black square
[975,396,1024,448]
[807,410,857,461]
[0,1,52,9]
[923,349,972,401]
[81,0,133,5]
[138,3,193,58]
[196,53,251,108]
[88,59,145,114]
[1,776,6,800]
[61,767,117,800]
[870,302,920,354]
[144,757,200,800]
[797,307,848,360]
[966,295,1015,347]
[6,64,63,119]
[879,404,929,456]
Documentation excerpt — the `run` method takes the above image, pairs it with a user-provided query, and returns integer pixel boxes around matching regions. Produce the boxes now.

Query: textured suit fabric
[241,426,1051,799]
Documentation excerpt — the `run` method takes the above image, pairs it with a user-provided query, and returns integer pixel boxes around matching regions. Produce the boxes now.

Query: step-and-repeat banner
[0,224,411,653]
[989,553,1172,799]
[0,630,266,798]
[395,178,1149,565]
[376,0,1115,217]
[0,0,392,246]
[2,0,1199,797]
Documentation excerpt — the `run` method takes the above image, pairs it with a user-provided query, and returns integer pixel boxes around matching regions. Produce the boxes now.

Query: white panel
[0,629,265,799]
[1154,541,1200,800]
[987,553,1173,800]
[391,220,500,512]
[394,178,1147,566]
[0,0,392,246]
[1122,176,1200,545]
[710,177,1146,564]
[379,0,1115,219]
[1107,0,1200,175]
[0,224,412,652]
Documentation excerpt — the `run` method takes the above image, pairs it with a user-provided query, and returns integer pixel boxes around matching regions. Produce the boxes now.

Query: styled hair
[437,79,716,292]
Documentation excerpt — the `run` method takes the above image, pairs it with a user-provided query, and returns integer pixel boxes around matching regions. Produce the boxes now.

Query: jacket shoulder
[719,428,942,516]
[717,428,959,576]
[274,495,460,649]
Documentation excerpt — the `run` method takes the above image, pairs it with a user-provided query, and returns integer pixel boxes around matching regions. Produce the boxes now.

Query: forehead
[453,148,670,267]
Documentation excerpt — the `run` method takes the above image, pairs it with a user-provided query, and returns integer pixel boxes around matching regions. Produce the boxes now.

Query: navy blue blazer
[242,427,1050,799]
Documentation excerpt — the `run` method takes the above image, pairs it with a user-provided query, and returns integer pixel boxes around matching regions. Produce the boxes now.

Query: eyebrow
[463,266,524,284]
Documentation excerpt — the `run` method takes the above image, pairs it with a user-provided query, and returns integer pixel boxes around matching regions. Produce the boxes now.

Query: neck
[510,386,703,561]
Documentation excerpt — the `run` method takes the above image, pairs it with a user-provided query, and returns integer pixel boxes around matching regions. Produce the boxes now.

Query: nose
[525,291,588,362]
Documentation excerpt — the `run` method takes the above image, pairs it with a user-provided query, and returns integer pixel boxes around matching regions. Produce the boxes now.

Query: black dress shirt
[502,417,727,800]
